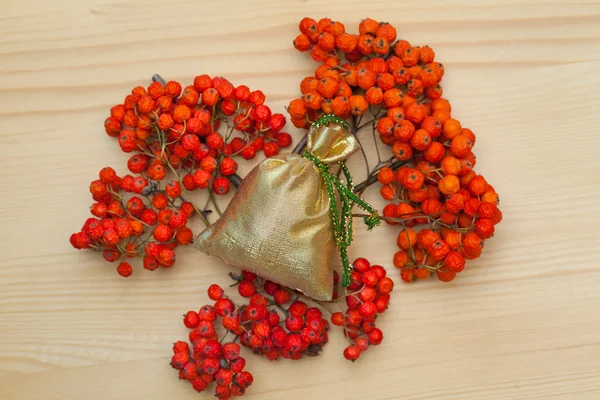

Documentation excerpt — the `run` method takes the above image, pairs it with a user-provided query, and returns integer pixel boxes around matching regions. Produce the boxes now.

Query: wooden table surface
[1,1,600,399]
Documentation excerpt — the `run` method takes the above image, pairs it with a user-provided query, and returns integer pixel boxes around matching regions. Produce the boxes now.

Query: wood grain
[1,0,600,399]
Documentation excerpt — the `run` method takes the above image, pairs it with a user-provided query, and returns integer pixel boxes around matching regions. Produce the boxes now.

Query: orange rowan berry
[408,188,429,204]
[397,202,416,219]
[482,190,499,205]
[192,74,212,93]
[461,128,476,145]
[443,230,461,250]
[436,266,456,282]
[430,62,445,79]
[424,141,445,163]
[391,67,410,85]
[475,218,495,239]
[411,129,432,151]
[395,166,409,183]
[317,76,339,99]
[403,168,425,190]
[327,20,345,36]
[392,39,410,56]
[387,107,405,123]
[156,95,173,111]
[441,156,461,176]
[468,175,488,196]
[374,73,394,92]
[365,87,384,105]
[419,67,439,87]
[202,88,220,107]
[357,35,374,55]
[446,193,465,214]
[315,65,332,79]
[349,95,368,116]
[393,120,415,141]
[376,117,394,136]
[336,81,352,98]
[426,84,443,100]
[380,184,396,200]
[157,114,173,131]
[418,229,440,250]
[421,198,442,216]
[335,33,358,53]
[393,250,410,268]
[332,96,351,117]
[372,37,389,55]
[293,33,312,52]
[147,164,166,181]
[317,17,332,32]
[462,232,483,252]
[433,110,451,125]
[405,103,427,124]
[299,17,317,35]
[288,98,307,119]
[421,116,442,138]
[321,98,333,114]
[407,79,424,97]
[303,91,323,111]
[460,170,477,187]
[136,95,154,114]
[439,211,457,225]
[382,88,403,109]
[439,175,460,195]
[392,141,413,161]
[359,18,379,36]
[300,78,317,94]
[380,132,396,146]
[317,32,335,51]
[357,68,377,90]
[377,166,395,184]
[429,239,450,260]
[376,23,397,42]
[443,251,465,273]
[181,85,200,107]
[463,197,481,217]
[431,98,451,112]
[450,134,473,157]
[397,228,417,250]
[165,81,182,98]
[401,47,420,67]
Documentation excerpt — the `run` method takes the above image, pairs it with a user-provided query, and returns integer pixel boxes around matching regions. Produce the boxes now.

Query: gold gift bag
[195,115,379,301]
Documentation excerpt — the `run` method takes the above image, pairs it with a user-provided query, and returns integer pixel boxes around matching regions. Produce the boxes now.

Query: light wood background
[1,0,600,399]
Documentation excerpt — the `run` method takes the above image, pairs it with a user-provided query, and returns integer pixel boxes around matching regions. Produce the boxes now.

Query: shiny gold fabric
[194,123,360,301]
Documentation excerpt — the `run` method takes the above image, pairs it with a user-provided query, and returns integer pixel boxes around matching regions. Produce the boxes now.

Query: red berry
[361,270,379,287]
[172,341,189,354]
[190,377,207,392]
[343,345,361,361]
[370,265,387,279]
[359,301,377,319]
[183,311,200,329]
[214,298,235,316]
[208,284,224,301]
[171,352,189,369]
[273,288,291,304]
[331,312,345,326]
[368,328,384,345]
[353,257,371,273]
[355,337,370,352]
[288,301,308,317]
[378,277,395,294]
[116,261,132,277]
[237,280,256,298]
[198,305,217,322]
[222,342,241,360]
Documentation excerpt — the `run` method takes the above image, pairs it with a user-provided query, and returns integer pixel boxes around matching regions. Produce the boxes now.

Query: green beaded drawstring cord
[303,115,381,287]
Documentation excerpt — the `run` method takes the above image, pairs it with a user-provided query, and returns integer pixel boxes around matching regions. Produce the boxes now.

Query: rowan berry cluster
[172,314,253,398]
[220,271,331,360]
[330,258,394,361]
[290,17,502,283]
[70,76,290,277]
